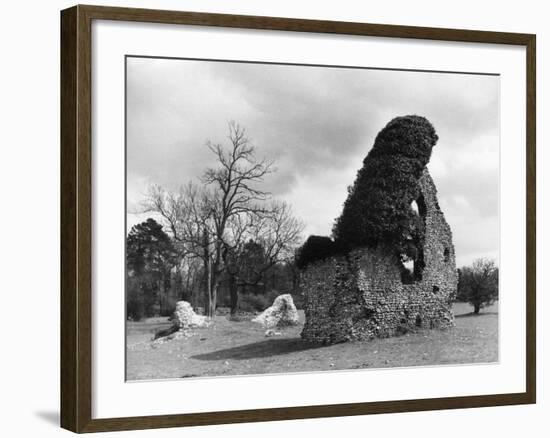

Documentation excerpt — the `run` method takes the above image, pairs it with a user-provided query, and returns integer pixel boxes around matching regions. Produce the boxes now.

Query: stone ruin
[252,294,300,329]
[172,301,210,329]
[154,300,209,341]
[299,116,458,344]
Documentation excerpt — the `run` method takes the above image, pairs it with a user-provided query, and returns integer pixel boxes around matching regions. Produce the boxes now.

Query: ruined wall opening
[444,247,450,263]
[400,257,414,284]
[400,193,427,284]
[416,193,427,218]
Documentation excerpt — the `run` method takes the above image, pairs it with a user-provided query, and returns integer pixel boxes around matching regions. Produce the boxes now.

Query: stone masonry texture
[300,169,458,344]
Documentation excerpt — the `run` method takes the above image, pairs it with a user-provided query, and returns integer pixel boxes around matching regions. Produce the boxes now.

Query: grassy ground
[126,302,498,381]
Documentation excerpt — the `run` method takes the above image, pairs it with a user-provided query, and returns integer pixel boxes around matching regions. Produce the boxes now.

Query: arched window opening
[411,200,419,215]
[401,193,427,284]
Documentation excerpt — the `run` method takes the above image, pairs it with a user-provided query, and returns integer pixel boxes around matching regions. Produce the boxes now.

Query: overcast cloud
[126,57,499,268]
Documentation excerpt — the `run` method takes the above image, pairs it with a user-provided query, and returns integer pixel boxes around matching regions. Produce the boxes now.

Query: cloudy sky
[126,56,499,268]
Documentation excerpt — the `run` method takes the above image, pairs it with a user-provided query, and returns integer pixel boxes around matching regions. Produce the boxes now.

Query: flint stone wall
[300,170,458,344]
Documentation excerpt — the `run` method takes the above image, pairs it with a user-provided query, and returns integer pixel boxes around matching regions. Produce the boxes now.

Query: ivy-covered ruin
[298,116,458,344]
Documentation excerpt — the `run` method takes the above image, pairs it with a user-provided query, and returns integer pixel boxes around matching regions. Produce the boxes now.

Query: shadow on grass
[192,337,324,361]
[455,311,498,318]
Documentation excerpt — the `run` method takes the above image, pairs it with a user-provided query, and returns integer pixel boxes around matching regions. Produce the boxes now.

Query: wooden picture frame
[60,4,536,433]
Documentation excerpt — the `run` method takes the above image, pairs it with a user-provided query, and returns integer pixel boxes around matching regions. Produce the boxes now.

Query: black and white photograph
[1,0,543,435]
[125,56,500,381]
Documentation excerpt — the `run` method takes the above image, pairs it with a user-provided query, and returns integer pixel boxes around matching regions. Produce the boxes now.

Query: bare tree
[143,182,217,314]
[199,121,275,315]
[142,121,303,317]
[224,201,304,313]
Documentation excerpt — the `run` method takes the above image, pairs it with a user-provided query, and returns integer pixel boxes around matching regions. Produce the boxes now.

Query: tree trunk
[229,274,239,315]
[203,228,214,317]
[184,266,191,301]
[158,279,163,317]
[205,263,213,317]
[209,281,218,317]
[190,269,197,308]
[474,303,480,314]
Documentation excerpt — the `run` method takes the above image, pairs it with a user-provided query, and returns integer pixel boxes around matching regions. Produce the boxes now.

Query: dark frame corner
[61,4,536,433]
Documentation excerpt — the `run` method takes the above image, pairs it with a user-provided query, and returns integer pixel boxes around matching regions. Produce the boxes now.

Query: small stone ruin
[172,301,209,329]
[252,294,300,329]
[299,116,458,344]
[154,300,209,341]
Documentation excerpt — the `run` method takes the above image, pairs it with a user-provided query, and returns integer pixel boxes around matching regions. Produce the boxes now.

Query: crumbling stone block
[252,294,300,329]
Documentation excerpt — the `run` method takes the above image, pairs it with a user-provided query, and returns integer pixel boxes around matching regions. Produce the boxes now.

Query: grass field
[126,302,498,381]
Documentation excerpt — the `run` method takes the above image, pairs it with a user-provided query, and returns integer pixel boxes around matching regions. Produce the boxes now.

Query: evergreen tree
[126,218,177,319]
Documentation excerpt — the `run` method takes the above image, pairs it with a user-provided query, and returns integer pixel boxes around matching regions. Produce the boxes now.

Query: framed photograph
[60,4,536,433]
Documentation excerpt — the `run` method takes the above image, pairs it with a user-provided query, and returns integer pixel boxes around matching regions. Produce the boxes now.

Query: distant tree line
[126,218,301,320]
[126,119,498,321]
[126,122,304,320]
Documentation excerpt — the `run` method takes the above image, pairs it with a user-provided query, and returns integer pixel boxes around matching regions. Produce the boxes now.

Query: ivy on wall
[297,115,438,269]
